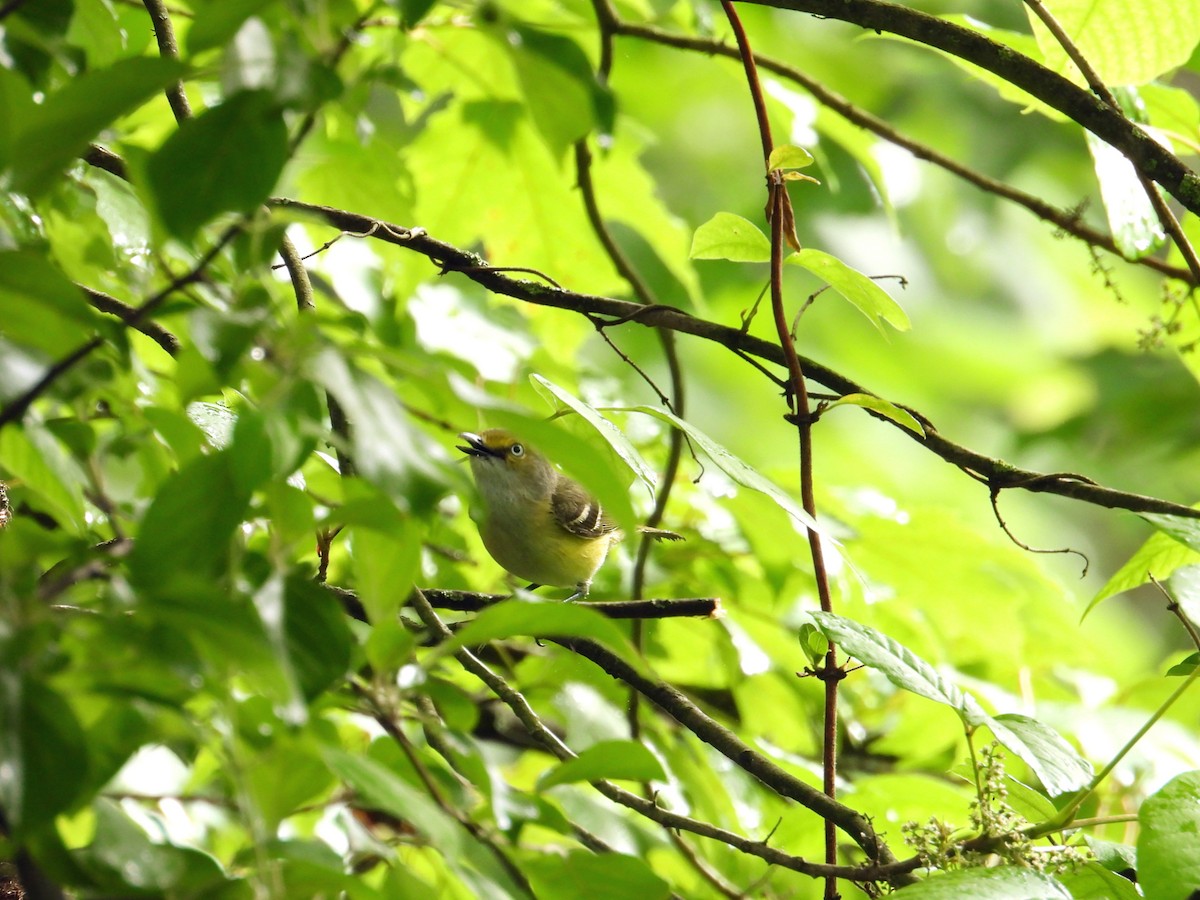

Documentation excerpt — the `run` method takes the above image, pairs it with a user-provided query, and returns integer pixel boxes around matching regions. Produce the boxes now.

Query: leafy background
[2,0,1200,897]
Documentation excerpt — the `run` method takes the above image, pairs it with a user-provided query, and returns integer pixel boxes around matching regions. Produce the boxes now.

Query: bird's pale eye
[510,444,524,457]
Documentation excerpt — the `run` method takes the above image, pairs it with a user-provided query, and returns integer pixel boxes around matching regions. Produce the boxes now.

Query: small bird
[458,429,680,600]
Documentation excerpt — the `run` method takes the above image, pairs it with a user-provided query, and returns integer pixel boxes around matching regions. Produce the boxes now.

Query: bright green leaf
[504,25,600,158]
[690,212,771,262]
[1089,516,1200,614]
[1086,131,1165,259]
[530,374,657,496]
[1143,512,1200,553]
[1167,651,1200,677]
[537,739,666,790]
[525,851,670,900]
[1027,0,1200,86]
[785,248,910,332]
[322,747,458,846]
[1058,862,1141,900]
[823,393,925,435]
[892,865,1072,898]
[187,0,281,55]
[429,597,643,670]
[809,612,988,727]
[1137,770,1200,900]
[623,405,827,540]
[351,519,421,624]
[767,144,815,171]
[0,425,85,531]
[987,714,1093,796]
[0,251,101,356]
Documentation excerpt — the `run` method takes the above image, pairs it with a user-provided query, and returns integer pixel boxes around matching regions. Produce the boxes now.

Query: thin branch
[142,0,191,122]
[268,198,1200,523]
[81,287,181,355]
[737,0,1200,216]
[324,584,721,622]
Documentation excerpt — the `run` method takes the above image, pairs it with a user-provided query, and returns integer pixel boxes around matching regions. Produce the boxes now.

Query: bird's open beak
[457,432,500,458]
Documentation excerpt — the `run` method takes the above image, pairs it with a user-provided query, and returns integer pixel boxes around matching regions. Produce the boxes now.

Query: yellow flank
[477,494,613,589]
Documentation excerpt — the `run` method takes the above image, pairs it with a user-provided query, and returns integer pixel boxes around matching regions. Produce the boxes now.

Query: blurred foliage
[1,0,1199,897]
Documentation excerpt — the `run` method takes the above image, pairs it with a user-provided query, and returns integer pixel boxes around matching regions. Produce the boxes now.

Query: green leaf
[75,799,232,893]
[350,518,422,624]
[823,393,925,435]
[279,575,354,701]
[986,714,1093,795]
[322,747,457,846]
[1057,862,1142,900]
[1168,565,1200,637]
[1085,130,1165,259]
[0,672,89,835]
[311,348,449,509]
[0,251,102,356]
[429,597,643,670]
[530,374,658,496]
[187,0,281,55]
[1137,770,1200,900]
[1084,836,1137,875]
[537,740,666,790]
[0,425,85,531]
[525,851,670,900]
[504,25,601,158]
[809,612,988,727]
[767,144,815,171]
[689,212,771,262]
[127,450,253,594]
[401,0,439,29]
[1167,651,1200,677]
[1143,512,1200,553]
[144,90,287,241]
[785,248,910,332]
[1027,0,1200,86]
[10,56,184,196]
[892,865,1072,898]
[1088,515,1200,614]
[622,405,827,539]
[798,623,829,667]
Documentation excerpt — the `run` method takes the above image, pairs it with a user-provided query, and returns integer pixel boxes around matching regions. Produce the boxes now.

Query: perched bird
[458,429,679,600]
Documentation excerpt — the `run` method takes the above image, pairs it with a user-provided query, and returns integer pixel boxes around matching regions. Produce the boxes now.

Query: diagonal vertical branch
[720,4,841,895]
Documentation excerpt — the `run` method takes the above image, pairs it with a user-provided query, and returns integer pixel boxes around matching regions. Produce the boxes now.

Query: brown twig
[81,287,181,355]
[719,6,841,891]
[142,0,191,122]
